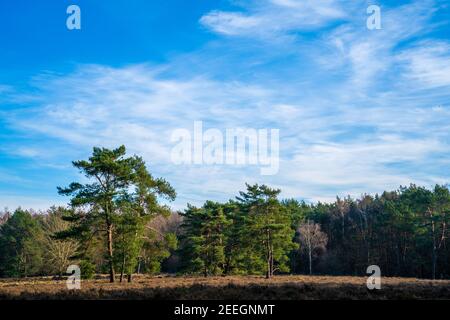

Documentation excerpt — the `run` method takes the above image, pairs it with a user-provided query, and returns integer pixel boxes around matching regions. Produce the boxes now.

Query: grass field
[1,275,449,300]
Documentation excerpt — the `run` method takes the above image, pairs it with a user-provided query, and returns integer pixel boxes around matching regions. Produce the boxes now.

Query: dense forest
[0,146,449,281]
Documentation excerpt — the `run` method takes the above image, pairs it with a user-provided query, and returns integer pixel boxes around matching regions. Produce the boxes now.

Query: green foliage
[234,184,298,277]
[301,184,450,279]
[57,145,176,282]
[281,199,311,229]
[180,201,230,276]
[0,145,449,281]
[114,207,146,279]
[140,231,178,274]
[79,260,96,279]
[180,184,298,278]
[0,209,45,277]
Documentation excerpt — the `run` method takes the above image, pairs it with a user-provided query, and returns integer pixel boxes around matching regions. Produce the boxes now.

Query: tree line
[0,146,449,281]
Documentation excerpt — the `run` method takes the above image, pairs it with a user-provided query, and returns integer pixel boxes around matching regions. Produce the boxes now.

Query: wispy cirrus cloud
[398,41,450,88]
[200,0,350,38]
[4,60,450,208]
[1,0,450,210]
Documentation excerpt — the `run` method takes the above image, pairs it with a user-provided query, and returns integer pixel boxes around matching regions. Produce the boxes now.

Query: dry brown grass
[0,275,449,300]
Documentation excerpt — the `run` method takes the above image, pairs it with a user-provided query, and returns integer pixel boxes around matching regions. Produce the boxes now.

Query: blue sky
[0,0,450,210]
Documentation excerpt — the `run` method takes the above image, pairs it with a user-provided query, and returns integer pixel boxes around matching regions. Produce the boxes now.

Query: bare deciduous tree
[42,208,79,276]
[0,208,11,226]
[298,221,328,275]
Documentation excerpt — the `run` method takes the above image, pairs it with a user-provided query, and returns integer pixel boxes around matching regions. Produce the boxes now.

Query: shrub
[79,260,95,280]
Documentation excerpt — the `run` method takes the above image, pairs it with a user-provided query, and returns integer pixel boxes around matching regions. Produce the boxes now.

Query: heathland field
[0,275,449,300]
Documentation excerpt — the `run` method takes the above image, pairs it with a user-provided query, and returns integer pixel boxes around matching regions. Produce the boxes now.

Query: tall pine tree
[236,184,298,278]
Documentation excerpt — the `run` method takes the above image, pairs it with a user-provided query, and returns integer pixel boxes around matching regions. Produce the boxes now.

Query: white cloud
[5,59,450,208]
[200,0,349,38]
[3,0,450,209]
[398,41,450,88]
[200,11,263,36]
[319,0,438,92]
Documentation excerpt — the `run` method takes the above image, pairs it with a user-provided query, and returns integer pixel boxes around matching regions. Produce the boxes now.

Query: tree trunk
[120,254,125,283]
[224,255,231,275]
[309,246,312,275]
[268,246,272,278]
[266,229,271,279]
[430,210,436,280]
[107,224,115,283]
[127,273,132,283]
[432,250,437,280]
[137,258,141,274]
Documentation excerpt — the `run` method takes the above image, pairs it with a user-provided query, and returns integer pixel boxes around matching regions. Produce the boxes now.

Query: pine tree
[0,209,45,277]
[236,184,298,278]
[180,201,230,276]
[57,145,175,282]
